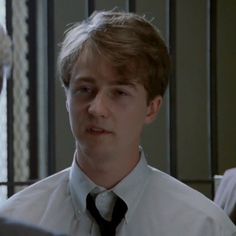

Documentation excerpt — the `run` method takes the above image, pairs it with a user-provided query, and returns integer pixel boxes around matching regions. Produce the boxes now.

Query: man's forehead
[72,55,139,86]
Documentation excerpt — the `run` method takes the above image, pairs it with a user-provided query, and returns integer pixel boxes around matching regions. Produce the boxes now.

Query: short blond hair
[58,10,171,101]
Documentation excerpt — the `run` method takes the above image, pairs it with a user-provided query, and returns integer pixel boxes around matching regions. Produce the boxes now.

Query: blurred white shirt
[0,149,235,236]
[214,168,236,224]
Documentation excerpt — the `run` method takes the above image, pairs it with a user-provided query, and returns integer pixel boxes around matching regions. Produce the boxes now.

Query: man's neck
[75,147,140,189]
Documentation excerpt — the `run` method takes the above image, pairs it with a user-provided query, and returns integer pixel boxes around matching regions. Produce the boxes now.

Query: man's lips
[86,126,113,135]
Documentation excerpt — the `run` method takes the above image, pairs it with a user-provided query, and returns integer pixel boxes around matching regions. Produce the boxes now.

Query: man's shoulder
[0,167,71,222]
[147,165,222,211]
[9,167,70,199]
[31,167,71,189]
[146,165,236,233]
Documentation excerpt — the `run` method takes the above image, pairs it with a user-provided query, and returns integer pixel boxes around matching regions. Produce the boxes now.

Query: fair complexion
[66,52,162,189]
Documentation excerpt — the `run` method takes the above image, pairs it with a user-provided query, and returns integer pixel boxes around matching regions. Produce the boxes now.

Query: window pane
[0,0,7,184]
[0,185,7,206]
[12,0,30,182]
[0,85,7,182]
[0,0,5,26]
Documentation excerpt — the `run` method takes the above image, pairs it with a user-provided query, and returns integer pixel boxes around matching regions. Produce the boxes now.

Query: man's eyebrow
[110,80,137,89]
[72,76,137,89]
[72,77,95,83]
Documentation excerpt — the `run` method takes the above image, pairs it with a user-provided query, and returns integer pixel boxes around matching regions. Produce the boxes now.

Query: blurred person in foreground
[0,10,236,236]
[0,24,66,236]
[214,168,236,225]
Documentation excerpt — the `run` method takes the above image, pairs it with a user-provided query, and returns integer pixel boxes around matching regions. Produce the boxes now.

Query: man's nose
[88,92,109,118]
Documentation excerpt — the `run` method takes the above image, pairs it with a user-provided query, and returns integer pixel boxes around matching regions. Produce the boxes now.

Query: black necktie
[86,193,127,236]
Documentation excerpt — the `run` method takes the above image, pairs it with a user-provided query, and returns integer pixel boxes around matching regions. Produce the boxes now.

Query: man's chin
[81,144,113,159]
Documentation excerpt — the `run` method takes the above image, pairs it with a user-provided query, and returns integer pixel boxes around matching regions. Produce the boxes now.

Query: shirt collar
[69,148,151,222]
[69,155,96,216]
[112,149,150,222]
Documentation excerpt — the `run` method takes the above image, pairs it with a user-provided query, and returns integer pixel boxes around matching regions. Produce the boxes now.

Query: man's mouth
[86,126,112,135]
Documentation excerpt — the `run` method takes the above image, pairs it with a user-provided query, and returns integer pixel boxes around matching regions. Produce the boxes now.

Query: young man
[0,24,66,236]
[0,10,235,236]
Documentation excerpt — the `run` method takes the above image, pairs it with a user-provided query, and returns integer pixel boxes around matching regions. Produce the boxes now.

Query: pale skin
[65,51,162,189]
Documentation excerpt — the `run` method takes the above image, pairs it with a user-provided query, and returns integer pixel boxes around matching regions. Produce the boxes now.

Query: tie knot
[86,193,127,236]
[95,191,116,221]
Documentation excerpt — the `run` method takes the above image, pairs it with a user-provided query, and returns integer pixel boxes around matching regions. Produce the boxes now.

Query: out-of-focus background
[0,0,235,204]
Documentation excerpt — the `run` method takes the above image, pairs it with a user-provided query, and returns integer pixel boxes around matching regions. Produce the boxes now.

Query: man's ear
[144,96,163,124]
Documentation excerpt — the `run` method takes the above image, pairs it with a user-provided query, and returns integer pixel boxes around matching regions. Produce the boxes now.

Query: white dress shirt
[0,150,235,236]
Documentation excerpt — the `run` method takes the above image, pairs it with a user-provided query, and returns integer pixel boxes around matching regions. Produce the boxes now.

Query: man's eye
[77,86,93,94]
[114,89,129,97]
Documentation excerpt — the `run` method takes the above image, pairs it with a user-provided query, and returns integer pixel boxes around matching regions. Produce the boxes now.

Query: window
[0,0,7,204]
[0,0,55,205]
